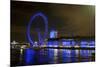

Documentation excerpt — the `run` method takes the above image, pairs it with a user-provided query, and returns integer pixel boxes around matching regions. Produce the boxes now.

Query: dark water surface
[11,48,95,66]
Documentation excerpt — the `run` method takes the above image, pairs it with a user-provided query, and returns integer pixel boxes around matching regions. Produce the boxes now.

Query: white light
[54,45,58,47]
[11,40,18,44]
[54,49,58,56]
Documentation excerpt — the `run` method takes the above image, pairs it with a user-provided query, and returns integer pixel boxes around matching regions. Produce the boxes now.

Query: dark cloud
[11,1,95,42]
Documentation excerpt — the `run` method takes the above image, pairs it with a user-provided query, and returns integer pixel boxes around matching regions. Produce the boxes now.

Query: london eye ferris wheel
[27,12,48,47]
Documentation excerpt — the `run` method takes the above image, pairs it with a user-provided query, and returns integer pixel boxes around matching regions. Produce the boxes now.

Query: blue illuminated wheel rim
[27,12,48,47]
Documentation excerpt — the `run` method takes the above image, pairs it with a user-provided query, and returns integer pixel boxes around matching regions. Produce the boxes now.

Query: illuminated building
[50,30,58,38]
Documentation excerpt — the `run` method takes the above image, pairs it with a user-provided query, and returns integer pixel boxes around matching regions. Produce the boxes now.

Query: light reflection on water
[23,48,94,65]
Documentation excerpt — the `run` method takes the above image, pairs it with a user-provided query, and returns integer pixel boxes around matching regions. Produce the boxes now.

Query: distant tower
[50,30,58,38]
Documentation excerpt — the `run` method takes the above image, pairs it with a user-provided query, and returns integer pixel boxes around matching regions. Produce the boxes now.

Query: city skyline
[11,1,95,66]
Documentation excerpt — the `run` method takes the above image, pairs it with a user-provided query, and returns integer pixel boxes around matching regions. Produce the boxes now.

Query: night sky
[11,1,95,42]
